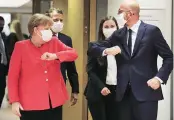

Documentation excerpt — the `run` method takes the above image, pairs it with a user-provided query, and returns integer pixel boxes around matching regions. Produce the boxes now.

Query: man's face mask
[51,21,64,33]
[118,10,133,27]
[118,12,127,26]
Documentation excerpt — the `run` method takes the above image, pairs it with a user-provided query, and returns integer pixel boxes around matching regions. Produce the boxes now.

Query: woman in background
[6,20,28,60]
[8,14,78,120]
[84,16,120,120]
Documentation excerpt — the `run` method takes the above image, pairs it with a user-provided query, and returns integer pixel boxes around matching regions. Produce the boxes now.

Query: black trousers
[0,74,6,108]
[88,85,118,120]
[117,85,158,120]
[20,96,62,120]
[20,106,62,120]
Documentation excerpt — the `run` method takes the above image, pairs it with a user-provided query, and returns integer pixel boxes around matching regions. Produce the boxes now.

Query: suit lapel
[58,33,61,40]
[132,22,146,57]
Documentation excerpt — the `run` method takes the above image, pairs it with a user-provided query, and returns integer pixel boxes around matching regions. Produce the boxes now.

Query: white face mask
[40,29,53,42]
[51,21,64,33]
[118,13,127,27]
[103,28,117,38]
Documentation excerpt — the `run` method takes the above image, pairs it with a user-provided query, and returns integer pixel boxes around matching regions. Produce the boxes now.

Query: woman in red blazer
[8,14,78,120]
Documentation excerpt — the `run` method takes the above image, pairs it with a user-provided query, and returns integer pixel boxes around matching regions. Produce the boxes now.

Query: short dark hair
[98,16,119,41]
[45,8,63,17]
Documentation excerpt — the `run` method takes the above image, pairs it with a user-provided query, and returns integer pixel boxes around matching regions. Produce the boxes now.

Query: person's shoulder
[59,32,71,40]
[113,27,127,38]
[15,39,30,46]
[88,41,98,46]
[8,32,17,37]
[117,27,125,32]
[142,21,159,31]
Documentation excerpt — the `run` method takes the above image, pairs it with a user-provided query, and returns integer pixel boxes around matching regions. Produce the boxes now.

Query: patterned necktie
[0,34,7,65]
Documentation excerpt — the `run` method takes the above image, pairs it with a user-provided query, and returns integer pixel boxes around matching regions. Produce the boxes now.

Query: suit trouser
[117,85,158,120]
[88,85,118,120]
[0,74,6,108]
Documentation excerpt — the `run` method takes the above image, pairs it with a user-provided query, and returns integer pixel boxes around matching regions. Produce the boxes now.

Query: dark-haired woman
[84,16,120,120]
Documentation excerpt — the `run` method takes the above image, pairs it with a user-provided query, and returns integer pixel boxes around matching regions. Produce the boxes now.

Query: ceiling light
[0,0,30,7]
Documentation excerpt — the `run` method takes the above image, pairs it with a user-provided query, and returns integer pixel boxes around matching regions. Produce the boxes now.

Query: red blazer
[8,37,78,110]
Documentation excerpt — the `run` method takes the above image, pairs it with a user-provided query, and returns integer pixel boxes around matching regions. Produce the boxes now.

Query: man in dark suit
[87,1,173,120]
[45,8,79,119]
[0,16,8,108]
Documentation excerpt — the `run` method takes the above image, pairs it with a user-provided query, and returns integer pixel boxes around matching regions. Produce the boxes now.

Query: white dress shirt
[106,55,117,85]
[127,20,141,54]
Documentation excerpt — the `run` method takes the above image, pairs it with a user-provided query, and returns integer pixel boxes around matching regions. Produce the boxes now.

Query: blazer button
[45,71,47,73]
[46,79,48,82]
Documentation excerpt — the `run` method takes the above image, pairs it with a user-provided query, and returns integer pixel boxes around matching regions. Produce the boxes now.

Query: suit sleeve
[8,42,22,103]
[54,37,78,62]
[87,31,120,57]
[154,27,173,84]
[66,37,79,93]
[87,44,105,91]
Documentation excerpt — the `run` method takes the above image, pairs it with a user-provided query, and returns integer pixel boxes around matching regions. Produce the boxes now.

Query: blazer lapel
[132,22,146,57]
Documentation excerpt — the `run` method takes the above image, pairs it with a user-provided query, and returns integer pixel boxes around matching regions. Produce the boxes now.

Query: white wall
[108,0,173,120]
[20,14,32,35]
[96,0,108,39]
[0,7,32,13]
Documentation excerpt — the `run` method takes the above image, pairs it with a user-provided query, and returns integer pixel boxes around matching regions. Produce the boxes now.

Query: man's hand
[147,78,161,90]
[70,93,78,106]
[12,102,23,117]
[105,46,121,56]
[41,52,57,60]
[101,87,111,96]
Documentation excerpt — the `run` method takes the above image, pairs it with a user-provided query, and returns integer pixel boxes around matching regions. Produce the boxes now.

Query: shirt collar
[129,20,141,33]
[56,33,58,37]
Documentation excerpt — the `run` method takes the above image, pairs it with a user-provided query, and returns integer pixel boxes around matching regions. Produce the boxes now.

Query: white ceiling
[21,0,32,8]
[0,0,32,8]
[0,0,32,13]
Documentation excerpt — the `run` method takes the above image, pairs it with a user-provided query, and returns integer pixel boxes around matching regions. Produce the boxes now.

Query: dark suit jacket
[84,42,109,102]
[87,21,173,101]
[0,32,8,76]
[6,33,29,60]
[58,32,79,93]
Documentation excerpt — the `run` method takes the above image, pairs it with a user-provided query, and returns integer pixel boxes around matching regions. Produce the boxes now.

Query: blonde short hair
[28,13,53,35]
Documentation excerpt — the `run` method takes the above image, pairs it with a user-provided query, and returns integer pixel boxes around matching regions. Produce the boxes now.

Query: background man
[46,8,79,120]
[0,16,8,108]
